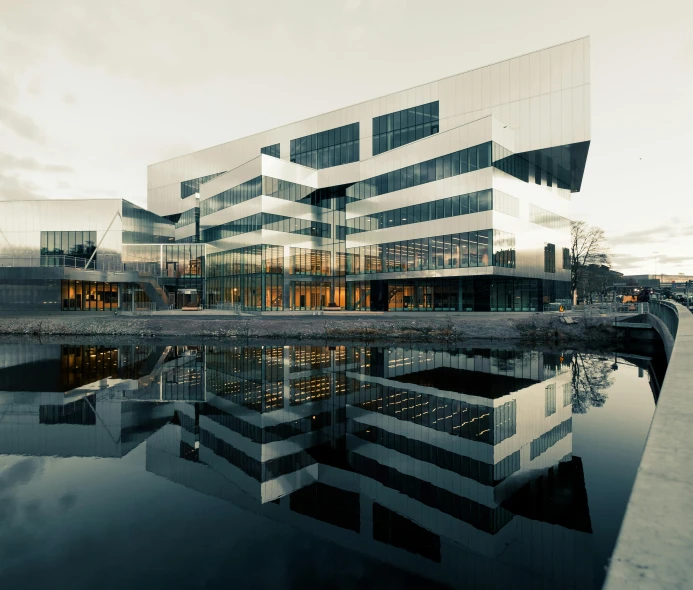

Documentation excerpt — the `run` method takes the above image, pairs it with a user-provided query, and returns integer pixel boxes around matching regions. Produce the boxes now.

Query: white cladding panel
[148,38,590,217]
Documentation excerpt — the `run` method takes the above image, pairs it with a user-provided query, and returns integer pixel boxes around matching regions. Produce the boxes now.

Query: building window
[545,384,557,416]
[346,141,492,202]
[41,231,97,261]
[180,172,226,199]
[529,205,571,230]
[563,383,572,408]
[372,101,439,156]
[291,123,359,169]
[261,143,280,158]
[544,243,556,273]
[563,248,571,270]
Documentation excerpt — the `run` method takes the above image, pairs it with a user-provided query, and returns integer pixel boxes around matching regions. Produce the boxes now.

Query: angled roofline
[148,36,590,168]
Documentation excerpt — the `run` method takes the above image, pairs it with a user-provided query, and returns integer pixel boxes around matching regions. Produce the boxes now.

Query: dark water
[0,343,658,589]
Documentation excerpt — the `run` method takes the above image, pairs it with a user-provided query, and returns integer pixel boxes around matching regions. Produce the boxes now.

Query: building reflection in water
[0,343,595,588]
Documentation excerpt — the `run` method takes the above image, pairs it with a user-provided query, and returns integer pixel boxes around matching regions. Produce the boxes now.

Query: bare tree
[570,221,609,304]
[570,353,612,413]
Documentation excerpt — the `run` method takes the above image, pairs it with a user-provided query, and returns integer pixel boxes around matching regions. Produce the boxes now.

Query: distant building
[624,274,693,289]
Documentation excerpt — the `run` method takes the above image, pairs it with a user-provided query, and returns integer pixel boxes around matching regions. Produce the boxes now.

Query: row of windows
[372,101,439,156]
[529,418,572,460]
[291,141,359,169]
[346,277,570,312]
[493,143,571,193]
[180,171,227,200]
[40,231,96,259]
[175,207,198,229]
[122,201,175,244]
[345,189,500,234]
[200,176,262,217]
[346,229,514,275]
[202,213,331,242]
[60,280,119,311]
[262,176,331,209]
[122,244,205,278]
[202,176,343,218]
[344,141,492,202]
[529,204,571,231]
[207,245,284,277]
[260,143,280,158]
[350,377,516,445]
[206,274,284,311]
[290,247,331,276]
[350,453,513,534]
[290,123,360,170]
[351,424,519,487]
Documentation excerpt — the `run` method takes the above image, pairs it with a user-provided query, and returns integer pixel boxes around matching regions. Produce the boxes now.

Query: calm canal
[0,342,659,589]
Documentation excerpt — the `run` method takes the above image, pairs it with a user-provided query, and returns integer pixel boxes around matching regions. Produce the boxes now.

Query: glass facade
[122,201,175,244]
[181,172,227,199]
[529,205,570,230]
[344,189,497,234]
[60,280,120,311]
[122,244,205,307]
[347,229,506,275]
[200,177,262,217]
[202,213,331,242]
[260,143,280,158]
[290,248,331,276]
[206,245,283,311]
[290,123,359,169]
[40,231,96,260]
[346,278,570,312]
[345,142,492,202]
[372,101,439,156]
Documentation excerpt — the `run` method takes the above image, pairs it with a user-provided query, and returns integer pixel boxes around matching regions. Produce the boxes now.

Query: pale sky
[0,0,691,275]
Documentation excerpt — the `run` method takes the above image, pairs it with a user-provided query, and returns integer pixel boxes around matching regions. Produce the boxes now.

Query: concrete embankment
[605,304,693,589]
[0,312,624,344]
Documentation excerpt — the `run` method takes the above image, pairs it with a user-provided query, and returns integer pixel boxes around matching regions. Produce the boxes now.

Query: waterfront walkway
[605,301,693,589]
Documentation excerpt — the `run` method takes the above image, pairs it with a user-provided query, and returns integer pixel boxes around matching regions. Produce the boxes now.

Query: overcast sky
[0,0,691,275]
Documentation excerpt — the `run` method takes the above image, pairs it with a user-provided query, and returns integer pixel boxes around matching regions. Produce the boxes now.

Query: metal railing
[0,255,163,276]
[649,299,679,339]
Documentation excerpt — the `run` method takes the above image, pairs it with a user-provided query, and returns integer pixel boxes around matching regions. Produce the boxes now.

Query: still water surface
[0,343,657,589]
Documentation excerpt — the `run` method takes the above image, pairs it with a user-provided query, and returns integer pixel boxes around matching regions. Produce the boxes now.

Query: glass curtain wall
[206,245,283,311]
[41,231,97,266]
[372,101,439,156]
[60,280,120,311]
[347,230,501,275]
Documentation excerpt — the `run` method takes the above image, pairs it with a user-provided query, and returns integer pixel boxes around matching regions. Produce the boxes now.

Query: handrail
[0,255,165,276]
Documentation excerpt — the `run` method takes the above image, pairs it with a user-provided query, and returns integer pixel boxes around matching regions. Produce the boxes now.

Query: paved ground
[0,310,623,344]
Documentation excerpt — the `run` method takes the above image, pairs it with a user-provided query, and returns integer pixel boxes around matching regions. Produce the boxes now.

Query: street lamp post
[654,251,658,285]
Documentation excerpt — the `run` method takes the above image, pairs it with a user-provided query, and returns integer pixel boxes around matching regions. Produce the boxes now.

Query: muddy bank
[0,313,624,345]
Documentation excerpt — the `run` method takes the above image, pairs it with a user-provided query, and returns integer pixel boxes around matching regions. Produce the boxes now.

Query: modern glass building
[146,37,590,312]
[0,38,589,313]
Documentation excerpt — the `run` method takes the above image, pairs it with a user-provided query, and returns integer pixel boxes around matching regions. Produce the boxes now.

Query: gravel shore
[0,312,623,345]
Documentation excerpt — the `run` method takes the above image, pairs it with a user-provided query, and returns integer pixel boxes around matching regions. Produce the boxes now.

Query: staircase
[138,275,170,310]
